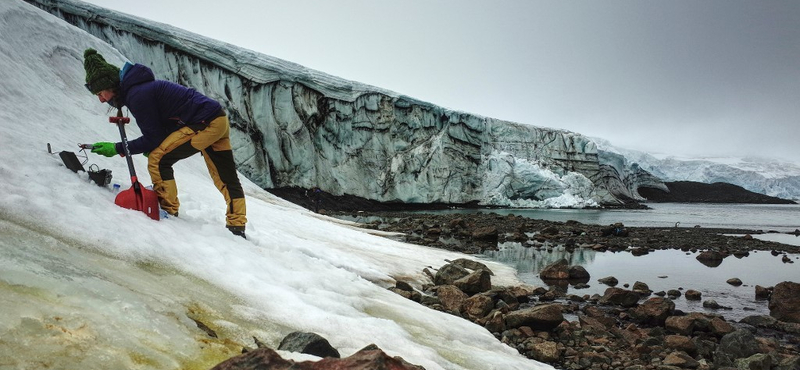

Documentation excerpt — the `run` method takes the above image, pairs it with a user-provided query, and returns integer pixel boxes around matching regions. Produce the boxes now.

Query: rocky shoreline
[336,210,800,370]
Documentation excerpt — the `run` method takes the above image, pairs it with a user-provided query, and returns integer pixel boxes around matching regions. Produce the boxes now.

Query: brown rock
[462,294,494,321]
[453,269,492,296]
[631,297,675,326]
[540,259,570,280]
[471,226,498,241]
[664,335,696,354]
[505,304,564,331]
[578,315,611,332]
[769,281,800,323]
[436,285,468,313]
[599,287,640,307]
[483,310,506,334]
[631,281,651,296]
[505,285,535,303]
[726,278,743,286]
[211,346,425,370]
[662,351,699,368]
[433,263,469,286]
[597,276,619,286]
[449,258,493,274]
[665,316,695,335]
[696,250,726,267]
[684,289,702,301]
[568,265,590,280]
[708,317,735,337]
[755,285,772,300]
[528,340,561,363]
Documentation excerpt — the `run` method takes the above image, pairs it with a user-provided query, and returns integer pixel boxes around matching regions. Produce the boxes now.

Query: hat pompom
[83,48,120,94]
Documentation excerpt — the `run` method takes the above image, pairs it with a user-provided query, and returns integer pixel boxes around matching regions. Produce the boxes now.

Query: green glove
[91,142,117,157]
[143,151,150,157]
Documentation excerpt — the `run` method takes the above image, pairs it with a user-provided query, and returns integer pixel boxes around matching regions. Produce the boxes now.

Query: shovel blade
[115,182,160,221]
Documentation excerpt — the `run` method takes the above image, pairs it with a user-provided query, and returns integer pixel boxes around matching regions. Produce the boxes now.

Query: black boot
[227,226,246,239]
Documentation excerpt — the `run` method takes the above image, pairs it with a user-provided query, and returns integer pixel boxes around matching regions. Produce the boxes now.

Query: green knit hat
[83,48,120,94]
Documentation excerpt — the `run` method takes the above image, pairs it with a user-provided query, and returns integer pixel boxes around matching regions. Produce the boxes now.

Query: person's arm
[114,92,166,155]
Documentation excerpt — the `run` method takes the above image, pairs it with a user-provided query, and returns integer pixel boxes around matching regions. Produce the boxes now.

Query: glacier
[594,138,800,201]
[24,0,653,208]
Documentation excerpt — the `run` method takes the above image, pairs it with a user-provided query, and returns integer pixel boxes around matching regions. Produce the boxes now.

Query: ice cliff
[27,0,655,207]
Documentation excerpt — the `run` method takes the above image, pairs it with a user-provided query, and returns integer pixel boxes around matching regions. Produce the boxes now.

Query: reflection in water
[696,258,723,268]
[484,242,597,276]
[482,243,799,321]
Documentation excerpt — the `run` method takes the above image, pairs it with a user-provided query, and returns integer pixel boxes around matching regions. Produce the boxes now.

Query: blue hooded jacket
[113,63,223,155]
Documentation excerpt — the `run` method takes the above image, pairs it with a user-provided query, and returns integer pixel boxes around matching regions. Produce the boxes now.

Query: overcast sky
[81,0,800,162]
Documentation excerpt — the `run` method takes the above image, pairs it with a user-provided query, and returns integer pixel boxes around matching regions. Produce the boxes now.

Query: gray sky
[81,0,800,162]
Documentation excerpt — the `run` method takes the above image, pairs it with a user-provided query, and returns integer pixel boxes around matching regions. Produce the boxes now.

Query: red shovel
[111,114,160,220]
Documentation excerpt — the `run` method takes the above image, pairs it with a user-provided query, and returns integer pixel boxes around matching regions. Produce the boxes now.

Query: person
[82,48,247,238]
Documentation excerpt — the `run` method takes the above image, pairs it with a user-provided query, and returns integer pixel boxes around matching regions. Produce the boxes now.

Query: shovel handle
[109,116,130,124]
[116,121,138,180]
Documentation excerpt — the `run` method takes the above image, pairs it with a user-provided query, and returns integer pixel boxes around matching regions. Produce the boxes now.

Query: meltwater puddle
[483,243,799,322]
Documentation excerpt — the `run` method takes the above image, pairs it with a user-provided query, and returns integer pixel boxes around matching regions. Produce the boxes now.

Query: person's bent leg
[202,144,247,228]
[147,127,200,215]
[190,115,248,231]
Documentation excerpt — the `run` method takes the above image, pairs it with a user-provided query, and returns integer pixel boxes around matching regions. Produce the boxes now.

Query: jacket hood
[117,63,155,105]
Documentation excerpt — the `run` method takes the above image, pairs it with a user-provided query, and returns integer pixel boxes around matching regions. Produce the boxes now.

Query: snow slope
[0,1,547,369]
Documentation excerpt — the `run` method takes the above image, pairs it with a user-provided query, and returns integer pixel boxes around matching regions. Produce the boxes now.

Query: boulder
[664,335,696,355]
[665,315,696,335]
[505,285,535,303]
[211,346,424,370]
[453,269,492,296]
[448,258,493,274]
[471,226,498,242]
[278,332,340,358]
[630,297,675,326]
[708,317,735,337]
[755,285,772,300]
[631,281,651,296]
[597,276,618,286]
[768,281,800,323]
[528,340,561,363]
[734,353,772,370]
[739,315,778,329]
[667,289,682,298]
[568,265,590,280]
[483,310,506,333]
[662,351,699,369]
[539,259,570,280]
[726,278,742,286]
[505,304,564,331]
[434,263,470,285]
[713,329,760,368]
[599,287,640,307]
[696,250,726,267]
[684,289,702,301]
[436,285,468,313]
[462,294,494,321]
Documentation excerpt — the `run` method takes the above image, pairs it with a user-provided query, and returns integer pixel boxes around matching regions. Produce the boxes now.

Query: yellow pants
[147,114,247,228]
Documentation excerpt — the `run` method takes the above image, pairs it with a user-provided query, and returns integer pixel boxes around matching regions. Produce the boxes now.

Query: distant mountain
[593,138,800,201]
[639,181,797,204]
